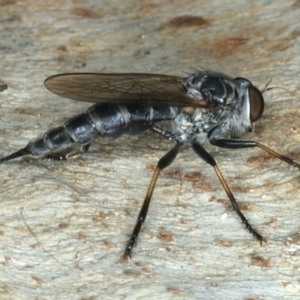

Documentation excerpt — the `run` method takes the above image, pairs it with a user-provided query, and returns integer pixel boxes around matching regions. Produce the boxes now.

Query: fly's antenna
[261,78,288,94]
[261,78,273,94]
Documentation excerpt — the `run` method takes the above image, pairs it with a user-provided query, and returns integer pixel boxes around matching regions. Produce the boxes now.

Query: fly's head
[232,77,264,131]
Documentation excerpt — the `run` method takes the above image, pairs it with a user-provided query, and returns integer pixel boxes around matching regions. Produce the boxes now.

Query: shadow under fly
[0,71,299,258]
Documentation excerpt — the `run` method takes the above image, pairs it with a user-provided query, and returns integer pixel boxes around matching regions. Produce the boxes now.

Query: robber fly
[1,71,299,257]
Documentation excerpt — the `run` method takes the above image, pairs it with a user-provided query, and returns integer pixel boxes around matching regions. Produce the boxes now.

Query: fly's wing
[44,73,209,108]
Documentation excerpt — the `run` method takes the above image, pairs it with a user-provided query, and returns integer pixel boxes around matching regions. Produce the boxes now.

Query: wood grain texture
[0,1,300,299]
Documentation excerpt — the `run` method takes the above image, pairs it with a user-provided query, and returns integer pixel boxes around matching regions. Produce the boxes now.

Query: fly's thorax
[206,79,254,139]
[191,108,221,140]
[172,109,194,141]
[172,108,217,143]
[183,70,236,106]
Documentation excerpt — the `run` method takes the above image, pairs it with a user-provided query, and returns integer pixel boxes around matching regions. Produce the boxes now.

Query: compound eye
[249,85,264,122]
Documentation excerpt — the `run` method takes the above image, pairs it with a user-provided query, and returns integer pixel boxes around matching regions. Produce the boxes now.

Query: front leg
[209,138,300,169]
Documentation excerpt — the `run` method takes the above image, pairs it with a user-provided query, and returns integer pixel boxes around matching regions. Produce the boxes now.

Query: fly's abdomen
[26,104,178,156]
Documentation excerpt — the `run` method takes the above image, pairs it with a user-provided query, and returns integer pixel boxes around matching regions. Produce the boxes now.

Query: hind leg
[42,143,91,161]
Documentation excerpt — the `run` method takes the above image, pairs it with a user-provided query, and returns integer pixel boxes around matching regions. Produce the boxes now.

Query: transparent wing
[44,73,209,108]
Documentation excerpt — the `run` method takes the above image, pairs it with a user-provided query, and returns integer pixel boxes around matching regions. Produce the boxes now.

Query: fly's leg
[209,139,300,169]
[191,140,265,244]
[124,141,182,258]
[151,125,175,140]
[42,143,91,161]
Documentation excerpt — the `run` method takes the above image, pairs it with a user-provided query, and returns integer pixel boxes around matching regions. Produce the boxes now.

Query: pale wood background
[0,1,300,299]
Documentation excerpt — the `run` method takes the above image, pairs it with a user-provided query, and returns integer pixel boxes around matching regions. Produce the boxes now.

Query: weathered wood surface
[0,1,300,299]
